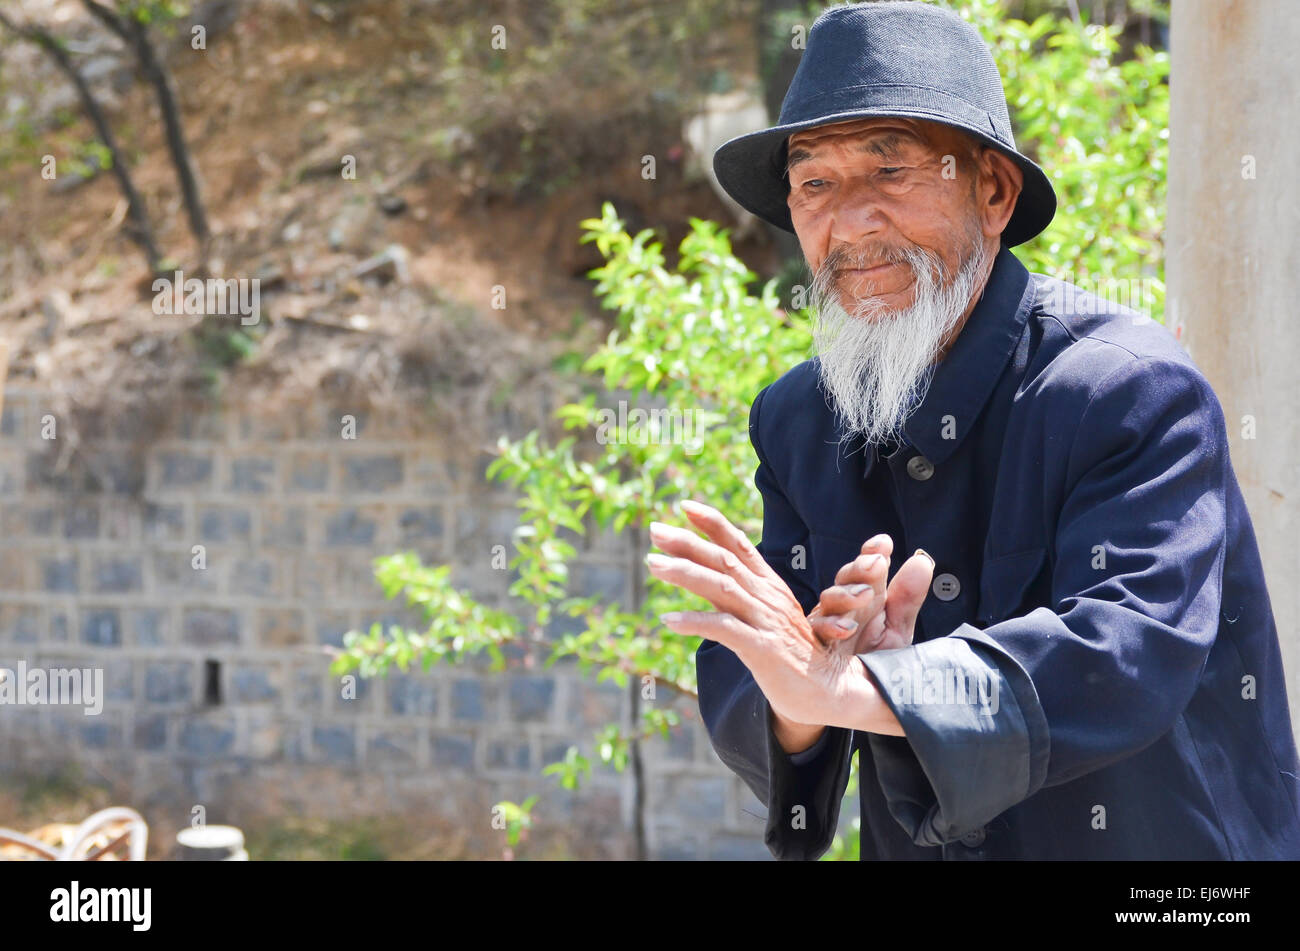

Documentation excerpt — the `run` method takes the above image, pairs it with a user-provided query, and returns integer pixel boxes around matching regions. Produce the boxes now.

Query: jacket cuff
[787,728,831,766]
[761,699,854,860]
[857,626,1050,847]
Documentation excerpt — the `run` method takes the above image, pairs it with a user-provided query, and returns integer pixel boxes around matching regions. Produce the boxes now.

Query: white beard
[807,224,993,451]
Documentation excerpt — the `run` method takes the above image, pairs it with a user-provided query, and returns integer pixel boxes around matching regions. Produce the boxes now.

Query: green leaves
[329,553,521,678]
[963,0,1169,318]
[493,796,539,849]
[540,748,591,791]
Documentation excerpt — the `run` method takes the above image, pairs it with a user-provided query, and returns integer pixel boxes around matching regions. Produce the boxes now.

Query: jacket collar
[824,245,1035,479]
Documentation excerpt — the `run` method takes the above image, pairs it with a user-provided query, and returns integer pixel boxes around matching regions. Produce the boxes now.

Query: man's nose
[829,177,889,251]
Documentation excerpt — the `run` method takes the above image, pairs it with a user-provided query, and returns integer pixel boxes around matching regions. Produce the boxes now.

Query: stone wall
[0,385,807,859]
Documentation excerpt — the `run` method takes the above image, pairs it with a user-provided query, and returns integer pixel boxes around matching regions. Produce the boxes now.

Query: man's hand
[809,534,935,653]
[647,499,901,741]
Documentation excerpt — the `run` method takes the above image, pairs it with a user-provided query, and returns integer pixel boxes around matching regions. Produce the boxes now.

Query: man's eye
[801,179,827,190]
[879,166,903,176]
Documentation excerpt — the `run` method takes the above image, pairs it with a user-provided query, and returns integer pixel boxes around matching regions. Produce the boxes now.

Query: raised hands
[646,500,922,739]
[808,534,936,654]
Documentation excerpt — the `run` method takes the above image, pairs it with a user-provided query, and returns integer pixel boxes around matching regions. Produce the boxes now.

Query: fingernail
[646,553,670,568]
[845,583,869,594]
[834,615,857,630]
[659,612,682,624]
[648,521,667,536]
[680,499,705,513]
[914,548,935,567]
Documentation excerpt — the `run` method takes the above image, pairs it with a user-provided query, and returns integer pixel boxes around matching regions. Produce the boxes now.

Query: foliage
[962,0,1169,320]
[340,0,1171,860]
[494,797,538,854]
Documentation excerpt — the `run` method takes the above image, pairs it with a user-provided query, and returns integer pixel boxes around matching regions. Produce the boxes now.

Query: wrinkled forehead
[787,117,927,150]
[785,117,973,167]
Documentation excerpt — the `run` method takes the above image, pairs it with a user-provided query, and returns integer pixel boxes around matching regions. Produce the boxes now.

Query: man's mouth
[842,262,898,277]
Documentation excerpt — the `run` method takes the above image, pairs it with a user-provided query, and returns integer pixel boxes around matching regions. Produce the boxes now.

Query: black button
[906,455,934,481]
[932,572,961,601]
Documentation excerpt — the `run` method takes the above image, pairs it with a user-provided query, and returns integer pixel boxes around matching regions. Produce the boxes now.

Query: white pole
[1166,0,1300,738]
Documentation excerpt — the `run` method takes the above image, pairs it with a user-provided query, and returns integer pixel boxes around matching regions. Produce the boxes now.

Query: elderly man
[646,1,1300,859]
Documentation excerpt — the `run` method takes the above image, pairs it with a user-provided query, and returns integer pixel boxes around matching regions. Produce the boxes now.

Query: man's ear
[974,145,1024,240]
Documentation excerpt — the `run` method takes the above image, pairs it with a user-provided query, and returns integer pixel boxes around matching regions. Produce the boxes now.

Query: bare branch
[80,0,132,44]
[0,9,163,271]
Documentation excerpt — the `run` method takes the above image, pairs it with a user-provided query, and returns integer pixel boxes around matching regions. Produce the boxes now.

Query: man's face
[784,116,1019,447]
[786,116,988,315]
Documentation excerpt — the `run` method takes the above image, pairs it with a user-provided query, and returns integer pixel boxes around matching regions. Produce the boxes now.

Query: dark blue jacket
[697,246,1300,859]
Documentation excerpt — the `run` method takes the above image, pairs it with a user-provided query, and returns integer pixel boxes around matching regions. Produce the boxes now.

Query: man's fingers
[646,552,760,623]
[884,550,935,637]
[648,520,754,589]
[814,555,887,645]
[658,610,759,654]
[810,611,864,643]
[678,499,784,587]
[816,582,877,618]
[833,551,888,589]
[860,533,894,561]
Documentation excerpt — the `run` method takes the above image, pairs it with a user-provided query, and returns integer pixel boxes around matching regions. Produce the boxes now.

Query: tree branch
[82,0,212,253]
[0,8,163,272]
[80,0,132,44]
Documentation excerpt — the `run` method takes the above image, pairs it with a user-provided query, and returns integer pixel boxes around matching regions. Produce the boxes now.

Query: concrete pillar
[1166,0,1300,738]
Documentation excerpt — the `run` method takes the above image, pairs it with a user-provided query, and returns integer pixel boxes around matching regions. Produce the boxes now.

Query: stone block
[430,733,474,768]
[257,608,305,647]
[129,608,169,646]
[145,662,193,704]
[507,676,554,723]
[25,503,57,537]
[486,737,531,770]
[42,554,79,593]
[231,665,280,703]
[312,724,356,765]
[229,558,276,598]
[152,549,220,594]
[141,503,185,541]
[63,502,99,540]
[91,555,143,594]
[314,611,351,648]
[324,507,378,546]
[367,728,420,765]
[133,714,168,751]
[285,453,330,493]
[198,506,253,543]
[387,672,438,716]
[228,456,275,494]
[179,718,236,756]
[450,678,494,723]
[182,608,240,646]
[340,454,403,493]
[80,609,121,647]
[158,451,214,488]
[261,506,306,548]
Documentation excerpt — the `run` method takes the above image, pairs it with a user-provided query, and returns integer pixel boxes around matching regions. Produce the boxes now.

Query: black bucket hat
[713,1,1056,247]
